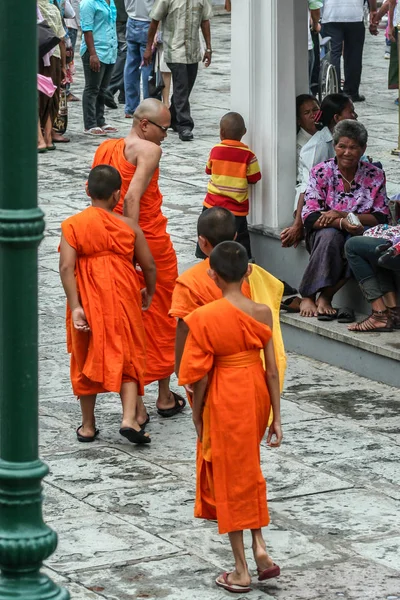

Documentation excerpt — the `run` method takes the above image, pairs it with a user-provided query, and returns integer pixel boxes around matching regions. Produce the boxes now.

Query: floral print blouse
[302,158,389,225]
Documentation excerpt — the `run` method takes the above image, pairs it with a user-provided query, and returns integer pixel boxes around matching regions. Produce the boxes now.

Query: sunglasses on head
[134,114,169,132]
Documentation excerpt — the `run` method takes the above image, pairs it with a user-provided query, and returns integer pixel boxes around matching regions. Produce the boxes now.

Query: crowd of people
[38,0,400,593]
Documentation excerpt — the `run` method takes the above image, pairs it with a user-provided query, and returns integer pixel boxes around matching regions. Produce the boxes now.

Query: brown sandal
[349,309,393,333]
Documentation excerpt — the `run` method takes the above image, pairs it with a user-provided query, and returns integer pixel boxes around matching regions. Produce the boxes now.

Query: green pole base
[0,571,70,600]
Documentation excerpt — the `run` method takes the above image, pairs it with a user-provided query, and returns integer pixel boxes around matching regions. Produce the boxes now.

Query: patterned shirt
[150,0,213,64]
[302,158,389,224]
[203,140,262,217]
[80,0,118,64]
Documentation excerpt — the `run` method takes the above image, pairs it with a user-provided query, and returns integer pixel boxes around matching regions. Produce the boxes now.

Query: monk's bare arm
[192,375,208,440]
[175,319,189,377]
[59,236,90,331]
[132,224,157,309]
[124,144,162,223]
[262,308,282,447]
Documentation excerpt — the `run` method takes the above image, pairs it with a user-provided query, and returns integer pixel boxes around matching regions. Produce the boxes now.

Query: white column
[231,0,308,230]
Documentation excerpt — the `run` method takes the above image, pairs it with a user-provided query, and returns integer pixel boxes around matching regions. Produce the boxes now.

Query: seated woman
[281,93,356,248]
[345,228,400,332]
[299,120,389,319]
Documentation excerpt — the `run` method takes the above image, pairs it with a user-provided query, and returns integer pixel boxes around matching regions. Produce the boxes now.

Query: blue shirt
[80,0,118,64]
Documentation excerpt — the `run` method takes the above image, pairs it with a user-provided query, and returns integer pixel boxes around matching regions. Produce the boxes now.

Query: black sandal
[119,427,151,444]
[76,426,99,443]
[157,392,186,418]
[337,307,355,323]
[140,413,150,431]
[280,296,301,313]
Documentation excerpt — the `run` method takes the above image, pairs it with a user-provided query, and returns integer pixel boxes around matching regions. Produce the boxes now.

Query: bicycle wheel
[325,63,339,96]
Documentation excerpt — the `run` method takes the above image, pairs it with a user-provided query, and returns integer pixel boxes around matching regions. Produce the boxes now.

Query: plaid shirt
[150,0,212,64]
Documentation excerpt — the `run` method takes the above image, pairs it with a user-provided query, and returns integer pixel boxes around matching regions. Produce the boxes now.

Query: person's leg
[235,216,252,259]
[138,21,152,100]
[120,381,150,434]
[96,62,115,128]
[78,395,97,438]
[308,48,315,93]
[216,531,251,588]
[106,22,127,99]
[81,51,103,130]
[66,28,78,99]
[38,120,47,150]
[251,529,275,572]
[316,278,347,315]
[161,71,172,106]
[168,62,197,133]
[343,21,366,98]
[321,22,345,91]
[156,377,185,412]
[124,19,142,116]
[43,116,53,147]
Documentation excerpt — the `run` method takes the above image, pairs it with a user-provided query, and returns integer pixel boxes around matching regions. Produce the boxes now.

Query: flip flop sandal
[317,311,338,321]
[157,392,186,418]
[119,427,151,444]
[76,425,100,443]
[337,307,355,323]
[46,144,56,151]
[140,413,150,431]
[83,127,106,136]
[280,296,301,313]
[38,147,47,154]
[102,124,118,132]
[257,563,281,581]
[215,572,252,594]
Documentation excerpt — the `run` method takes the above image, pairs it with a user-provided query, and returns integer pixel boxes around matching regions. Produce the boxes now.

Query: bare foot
[156,390,183,411]
[253,544,274,573]
[136,397,149,427]
[216,570,251,588]
[77,424,96,438]
[300,298,318,317]
[316,295,337,316]
[120,420,150,438]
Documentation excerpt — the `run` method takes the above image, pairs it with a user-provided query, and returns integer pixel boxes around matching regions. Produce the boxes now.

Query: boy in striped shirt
[196,112,262,259]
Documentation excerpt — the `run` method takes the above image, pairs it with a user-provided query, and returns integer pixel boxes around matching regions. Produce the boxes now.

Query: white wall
[231,0,309,230]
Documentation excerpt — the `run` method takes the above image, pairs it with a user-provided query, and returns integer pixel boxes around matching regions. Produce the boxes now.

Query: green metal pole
[0,1,69,598]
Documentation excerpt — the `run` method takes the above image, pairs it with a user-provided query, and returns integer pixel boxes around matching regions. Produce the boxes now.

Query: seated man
[298,120,389,319]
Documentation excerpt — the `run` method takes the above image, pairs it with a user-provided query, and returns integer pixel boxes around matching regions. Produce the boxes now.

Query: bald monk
[179,241,283,594]
[59,165,156,444]
[170,206,286,390]
[92,98,186,420]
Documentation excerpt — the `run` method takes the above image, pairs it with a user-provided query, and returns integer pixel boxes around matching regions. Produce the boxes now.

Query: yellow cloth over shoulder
[248,264,287,393]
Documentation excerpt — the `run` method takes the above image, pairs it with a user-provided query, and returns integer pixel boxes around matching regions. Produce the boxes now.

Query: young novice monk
[171,206,286,388]
[179,241,283,594]
[59,165,156,445]
[196,112,262,259]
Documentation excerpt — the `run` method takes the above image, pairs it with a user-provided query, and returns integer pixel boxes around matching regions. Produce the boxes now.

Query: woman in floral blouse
[299,120,389,319]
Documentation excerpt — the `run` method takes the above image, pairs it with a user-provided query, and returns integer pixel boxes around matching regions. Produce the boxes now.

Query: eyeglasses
[133,114,169,132]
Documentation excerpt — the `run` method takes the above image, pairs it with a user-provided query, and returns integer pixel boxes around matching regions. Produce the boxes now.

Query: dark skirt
[389,31,399,90]
[39,55,61,127]
[299,228,351,298]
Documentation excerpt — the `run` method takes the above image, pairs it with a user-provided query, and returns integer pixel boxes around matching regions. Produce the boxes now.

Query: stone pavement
[38,14,400,600]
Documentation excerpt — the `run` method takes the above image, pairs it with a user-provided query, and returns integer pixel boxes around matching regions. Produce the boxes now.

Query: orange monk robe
[92,139,178,384]
[170,259,286,392]
[178,299,272,534]
[62,206,146,396]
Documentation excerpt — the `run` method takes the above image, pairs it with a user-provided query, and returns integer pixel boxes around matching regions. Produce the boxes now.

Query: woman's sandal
[280,296,301,313]
[349,309,393,333]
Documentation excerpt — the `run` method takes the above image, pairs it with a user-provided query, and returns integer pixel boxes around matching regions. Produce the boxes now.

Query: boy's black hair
[197,207,237,248]
[209,241,248,283]
[88,165,122,200]
[220,112,246,140]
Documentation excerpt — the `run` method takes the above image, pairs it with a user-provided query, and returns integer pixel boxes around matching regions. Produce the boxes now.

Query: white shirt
[322,0,365,23]
[294,127,334,209]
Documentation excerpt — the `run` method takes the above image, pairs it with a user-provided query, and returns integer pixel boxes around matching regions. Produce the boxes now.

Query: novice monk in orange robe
[91,98,185,420]
[59,165,156,444]
[170,206,286,389]
[179,241,283,594]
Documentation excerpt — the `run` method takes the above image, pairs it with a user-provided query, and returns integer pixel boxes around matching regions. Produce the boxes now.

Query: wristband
[339,218,344,230]
[206,48,212,52]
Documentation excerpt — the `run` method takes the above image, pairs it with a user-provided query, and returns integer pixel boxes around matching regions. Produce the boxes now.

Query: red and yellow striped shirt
[203,139,262,216]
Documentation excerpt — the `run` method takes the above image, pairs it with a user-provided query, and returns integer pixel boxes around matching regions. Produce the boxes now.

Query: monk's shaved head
[210,241,248,283]
[220,112,246,141]
[133,98,170,122]
[197,207,237,249]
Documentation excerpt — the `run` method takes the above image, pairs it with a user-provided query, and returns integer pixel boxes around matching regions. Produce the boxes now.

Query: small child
[59,165,156,445]
[196,112,262,260]
[179,241,282,594]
